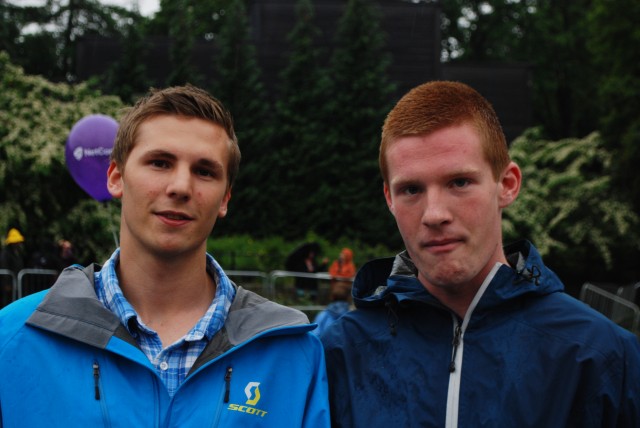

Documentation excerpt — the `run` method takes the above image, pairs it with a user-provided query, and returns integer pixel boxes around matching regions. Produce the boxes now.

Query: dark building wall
[248,0,441,100]
[442,62,532,143]
[75,0,530,140]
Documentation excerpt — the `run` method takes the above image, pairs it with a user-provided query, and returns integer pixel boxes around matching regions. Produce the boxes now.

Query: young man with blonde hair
[321,80,640,427]
[0,85,329,427]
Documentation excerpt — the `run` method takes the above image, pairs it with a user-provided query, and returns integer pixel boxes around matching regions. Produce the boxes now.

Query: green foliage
[309,0,399,246]
[208,0,275,237]
[0,51,122,264]
[166,0,200,86]
[150,0,232,39]
[503,128,640,292]
[441,0,597,140]
[207,233,396,272]
[1,0,142,83]
[586,0,640,211]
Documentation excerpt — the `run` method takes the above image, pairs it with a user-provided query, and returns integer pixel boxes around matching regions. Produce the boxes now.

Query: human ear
[383,182,395,215]
[217,189,232,218]
[106,161,124,199]
[498,161,521,208]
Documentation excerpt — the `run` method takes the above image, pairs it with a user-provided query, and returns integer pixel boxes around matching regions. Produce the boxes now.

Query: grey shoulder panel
[26,265,124,349]
[225,287,310,345]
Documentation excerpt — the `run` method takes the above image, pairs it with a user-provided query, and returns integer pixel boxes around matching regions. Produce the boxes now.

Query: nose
[421,189,452,227]
[166,165,192,201]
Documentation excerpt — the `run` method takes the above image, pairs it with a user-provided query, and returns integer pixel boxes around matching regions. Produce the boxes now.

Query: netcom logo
[245,382,261,405]
[227,382,268,418]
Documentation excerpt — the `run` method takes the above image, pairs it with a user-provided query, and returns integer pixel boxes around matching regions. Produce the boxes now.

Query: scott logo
[227,382,268,418]
[244,382,261,405]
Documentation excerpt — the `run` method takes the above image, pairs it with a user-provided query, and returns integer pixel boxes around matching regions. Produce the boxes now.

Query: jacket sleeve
[616,334,640,427]
[585,331,640,428]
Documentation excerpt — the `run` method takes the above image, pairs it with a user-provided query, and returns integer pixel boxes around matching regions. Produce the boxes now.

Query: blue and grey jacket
[0,265,330,427]
[321,240,640,427]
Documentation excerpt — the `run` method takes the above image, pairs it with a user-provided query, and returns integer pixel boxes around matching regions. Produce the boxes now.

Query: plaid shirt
[94,249,236,397]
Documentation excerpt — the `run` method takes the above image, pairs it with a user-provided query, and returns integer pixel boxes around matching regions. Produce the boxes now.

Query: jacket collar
[352,240,564,310]
[26,265,313,353]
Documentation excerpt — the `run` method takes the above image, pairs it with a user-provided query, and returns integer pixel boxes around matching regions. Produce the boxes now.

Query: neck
[116,247,215,345]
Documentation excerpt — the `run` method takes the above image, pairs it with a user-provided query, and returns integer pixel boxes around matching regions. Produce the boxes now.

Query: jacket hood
[352,240,564,312]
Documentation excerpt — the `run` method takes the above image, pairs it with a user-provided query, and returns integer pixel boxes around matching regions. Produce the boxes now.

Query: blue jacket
[0,265,330,427]
[321,240,640,427]
[312,301,351,337]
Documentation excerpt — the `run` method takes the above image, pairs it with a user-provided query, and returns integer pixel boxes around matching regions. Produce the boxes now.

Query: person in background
[312,278,352,337]
[0,85,329,427]
[328,248,356,282]
[311,247,357,335]
[320,80,640,427]
[286,242,328,300]
[53,239,79,271]
[0,228,26,274]
[0,228,25,308]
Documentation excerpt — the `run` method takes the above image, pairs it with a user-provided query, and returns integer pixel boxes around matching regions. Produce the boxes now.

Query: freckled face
[107,115,232,260]
[383,123,520,296]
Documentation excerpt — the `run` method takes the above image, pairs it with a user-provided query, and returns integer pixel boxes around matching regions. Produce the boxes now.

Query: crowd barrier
[0,268,60,308]
[580,282,640,337]
[1,269,350,317]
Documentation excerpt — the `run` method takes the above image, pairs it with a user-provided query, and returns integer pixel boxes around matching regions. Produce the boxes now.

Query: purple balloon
[65,114,118,202]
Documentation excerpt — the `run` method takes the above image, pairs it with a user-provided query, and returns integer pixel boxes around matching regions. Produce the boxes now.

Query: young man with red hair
[321,81,640,427]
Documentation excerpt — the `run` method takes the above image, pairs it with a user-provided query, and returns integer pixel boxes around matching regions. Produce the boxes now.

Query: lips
[156,211,193,222]
[422,238,461,252]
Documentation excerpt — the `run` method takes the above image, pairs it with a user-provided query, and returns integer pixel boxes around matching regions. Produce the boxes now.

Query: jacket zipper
[446,317,464,428]
[93,361,101,400]
[449,324,462,372]
[224,367,233,403]
[93,360,112,427]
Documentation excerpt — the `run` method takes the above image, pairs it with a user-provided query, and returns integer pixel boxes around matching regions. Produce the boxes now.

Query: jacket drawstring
[385,299,399,336]
[93,361,101,400]
[514,264,541,286]
[224,367,233,403]
[449,324,462,372]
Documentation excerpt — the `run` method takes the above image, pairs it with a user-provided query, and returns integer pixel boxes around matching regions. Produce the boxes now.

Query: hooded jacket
[0,265,329,427]
[321,240,640,428]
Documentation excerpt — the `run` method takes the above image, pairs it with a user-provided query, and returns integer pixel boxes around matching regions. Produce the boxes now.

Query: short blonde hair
[112,85,241,189]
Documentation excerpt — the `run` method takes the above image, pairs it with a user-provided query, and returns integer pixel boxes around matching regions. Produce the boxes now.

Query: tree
[440,0,598,140]
[587,0,640,212]
[3,0,140,83]
[267,0,332,238]
[503,128,640,296]
[317,0,398,245]
[208,0,273,236]
[101,16,149,103]
[165,0,200,86]
[149,0,233,39]
[0,52,122,264]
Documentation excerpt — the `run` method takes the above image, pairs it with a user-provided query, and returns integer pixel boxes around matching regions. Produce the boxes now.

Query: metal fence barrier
[0,269,17,309]
[17,269,59,299]
[225,270,270,297]
[616,282,640,306]
[1,268,347,319]
[580,282,640,337]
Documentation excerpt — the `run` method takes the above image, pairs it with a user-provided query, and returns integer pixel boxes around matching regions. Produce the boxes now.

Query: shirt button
[159,362,169,371]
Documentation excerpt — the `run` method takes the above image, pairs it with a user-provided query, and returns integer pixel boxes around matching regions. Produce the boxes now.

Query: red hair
[380,81,509,182]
